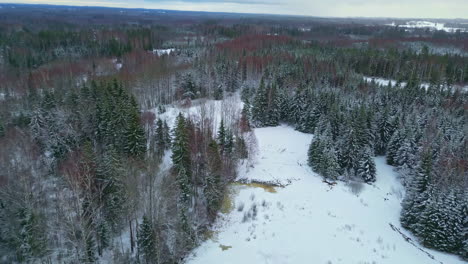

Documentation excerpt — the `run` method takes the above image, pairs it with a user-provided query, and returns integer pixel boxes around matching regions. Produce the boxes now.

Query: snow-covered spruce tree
[226,66,240,93]
[137,216,157,264]
[15,207,48,263]
[276,88,290,122]
[180,73,198,100]
[440,189,465,253]
[97,147,127,232]
[395,131,418,170]
[375,108,395,155]
[224,130,234,155]
[308,128,340,180]
[308,136,324,171]
[217,119,226,153]
[84,231,97,264]
[171,113,192,204]
[163,120,171,147]
[265,83,280,127]
[298,106,320,134]
[417,193,451,252]
[401,150,433,230]
[289,89,307,125]
[0,118,5,137]
[338,126,360,172]
[213,84,224,100]
[241,85,252,105]
[356,147,376,183]
[251,78,269,127]
[354,106,371,149]
[96,219,110,256]
[235,136,249,159]
[461,200,468,260]
[124,109,146,158]
[386,127,405,166]
[41,90,57,110]
[239,105,251,133]
[155,118,166,159]
[205,140,223,219]
[319,143,341,180]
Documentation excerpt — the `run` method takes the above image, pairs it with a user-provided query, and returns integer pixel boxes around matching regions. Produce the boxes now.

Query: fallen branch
[389,223,444,264]
[323,179,338,186]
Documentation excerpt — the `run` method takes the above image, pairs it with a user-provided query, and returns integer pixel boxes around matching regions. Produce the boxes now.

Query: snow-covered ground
[386,21,467,33]
[185,125,465,264]
[155,94,242,132]
[363,76,468,92]
[153,48,176,56]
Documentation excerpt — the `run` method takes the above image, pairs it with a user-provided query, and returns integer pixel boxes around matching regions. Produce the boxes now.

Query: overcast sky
[2,0,468,18]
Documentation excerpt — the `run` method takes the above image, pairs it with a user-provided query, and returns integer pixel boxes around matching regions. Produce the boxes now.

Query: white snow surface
[386,21,467,33]
[112,58,123,71]
[153,48,176,56]
[186,125,465,264]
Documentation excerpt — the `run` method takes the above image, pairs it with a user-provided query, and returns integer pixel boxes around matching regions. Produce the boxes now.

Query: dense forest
[0,4,466,264]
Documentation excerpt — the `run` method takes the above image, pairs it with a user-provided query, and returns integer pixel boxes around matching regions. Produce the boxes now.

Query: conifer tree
[235,136,249,159]
[319,144,341,180]
[137,216,157,264]
[0,118,5,138]
[84,233,97,264]
[163,120,171,148]
[289,89,307,125]
[266,83,280,126]
[41,90,56,110]
[308,137,323,170]
[308,130,340,180]
[98,147,127,232]
[224,130,234,155]
[15,207,47,262]
[401,150,433,229]
[172,113,192,203]
[217,119,226,152]
[155,118,166,158]
[375,109,395,155]
[213,85,224,100]
[205,140,223,218]
[339,127,359,171]
[96,220,110,256]
[251,78,269,127]
[124,109,146,158]
[241,85,252,105]
[356,148,376,183]
[395,132,418,169]
[386,128,405,165]
[239,105,251,133]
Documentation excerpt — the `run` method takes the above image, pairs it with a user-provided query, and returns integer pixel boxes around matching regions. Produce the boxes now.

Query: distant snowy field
[386,21,467,32]
[152,48,176,56]
[185,126,465,264]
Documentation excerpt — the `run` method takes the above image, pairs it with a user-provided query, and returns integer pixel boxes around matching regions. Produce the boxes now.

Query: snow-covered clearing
[186,125,465,264]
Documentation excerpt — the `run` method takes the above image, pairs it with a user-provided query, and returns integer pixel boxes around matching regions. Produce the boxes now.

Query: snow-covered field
[185,126,465,264]
[386,21,467,32]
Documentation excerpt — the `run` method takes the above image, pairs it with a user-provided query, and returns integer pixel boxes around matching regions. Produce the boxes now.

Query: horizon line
[1,2,468,20]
